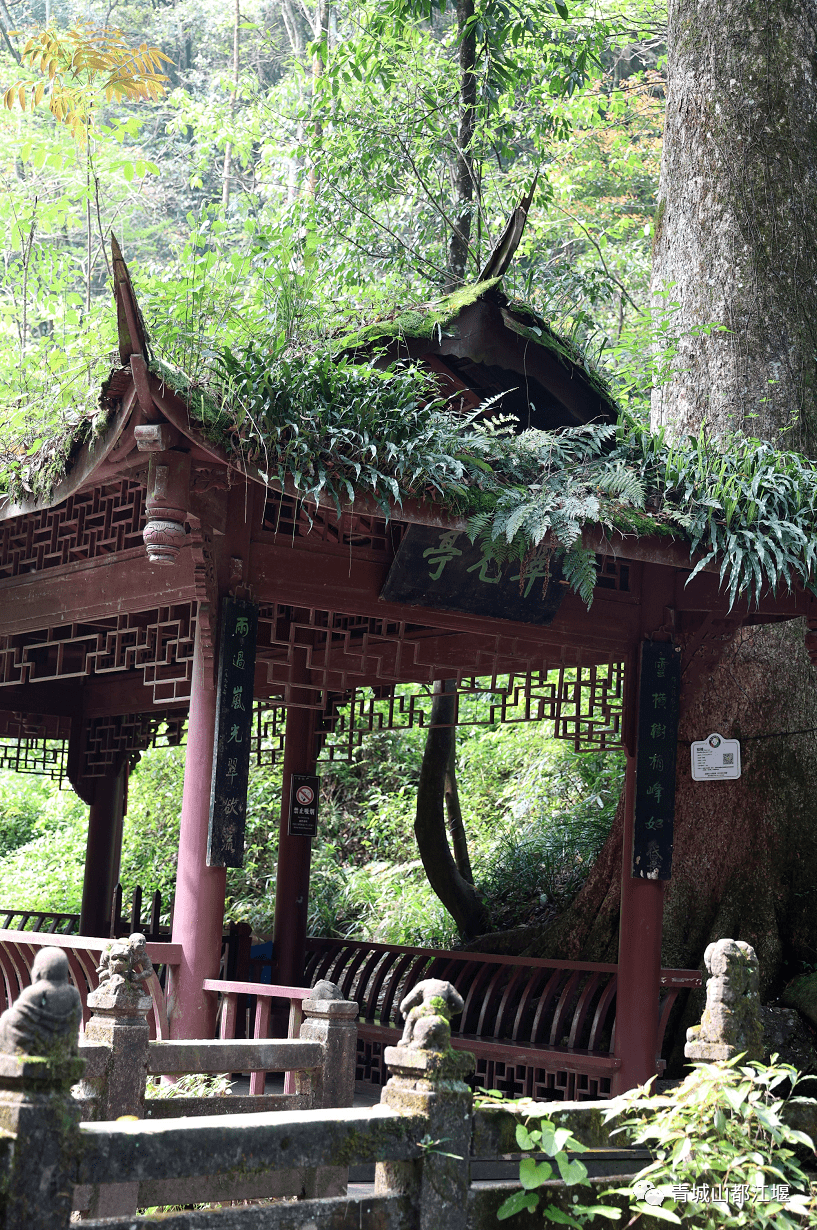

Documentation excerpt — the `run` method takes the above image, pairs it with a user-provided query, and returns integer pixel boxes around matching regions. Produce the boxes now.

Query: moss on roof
[334,278,616,411]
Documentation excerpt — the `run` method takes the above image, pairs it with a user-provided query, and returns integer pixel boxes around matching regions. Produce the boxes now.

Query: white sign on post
[691,732,741,781]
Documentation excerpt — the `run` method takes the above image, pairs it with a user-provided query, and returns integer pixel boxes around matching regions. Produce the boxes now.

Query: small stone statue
[0,948,81,1059]
[399,979,464,1052]
[89,933,153,1012]
[685,938,764,1063]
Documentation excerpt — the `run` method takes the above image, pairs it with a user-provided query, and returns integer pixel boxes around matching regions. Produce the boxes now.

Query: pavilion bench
[303,936,702,1101]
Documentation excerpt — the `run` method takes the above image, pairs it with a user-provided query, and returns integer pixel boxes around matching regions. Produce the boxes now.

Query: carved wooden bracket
[143,452,191,565]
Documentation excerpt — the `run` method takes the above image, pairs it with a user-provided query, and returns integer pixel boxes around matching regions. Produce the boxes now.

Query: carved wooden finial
[111,233,151,366]
[477,172,539,283]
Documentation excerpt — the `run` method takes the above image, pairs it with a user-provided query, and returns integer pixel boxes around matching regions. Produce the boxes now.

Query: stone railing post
[374,979,474,1230]
[685,938,763,1063]
[0,947,84,1230]
[297,979,358,1110]
[73,933,154,1220]
[296,979,358,1199]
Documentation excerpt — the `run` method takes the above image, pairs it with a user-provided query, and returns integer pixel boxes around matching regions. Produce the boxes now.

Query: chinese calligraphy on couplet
[208,597,259,868]
[632,641,680,881]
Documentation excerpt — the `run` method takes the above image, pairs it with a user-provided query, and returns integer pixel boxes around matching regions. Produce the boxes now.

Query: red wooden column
[612,748,665,1093]
[271,646,318,990]
[613,563,674,1094]
[168,611,227,1039]
[79,760,127,938]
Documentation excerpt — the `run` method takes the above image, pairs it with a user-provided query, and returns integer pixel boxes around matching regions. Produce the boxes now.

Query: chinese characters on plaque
[633,640,680,881]
[380,525,566,625]
[207,597,259,868]
[288,774,320,837]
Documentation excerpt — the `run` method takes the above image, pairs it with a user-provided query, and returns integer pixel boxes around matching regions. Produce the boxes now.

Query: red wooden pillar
[168,611,227,1039]
[271,646,317,990]
[79,760,127,938]
[612,749,665,1093]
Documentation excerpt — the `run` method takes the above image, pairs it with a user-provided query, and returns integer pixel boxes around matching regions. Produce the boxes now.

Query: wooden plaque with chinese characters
[632,640,681,880]
[380,525,565,624]
[208,597,259,868]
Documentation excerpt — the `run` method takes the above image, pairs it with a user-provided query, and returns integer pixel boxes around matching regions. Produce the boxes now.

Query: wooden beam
[0,547,196,636]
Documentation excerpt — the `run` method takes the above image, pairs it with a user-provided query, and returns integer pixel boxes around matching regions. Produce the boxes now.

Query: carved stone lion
[89,933,153,1012]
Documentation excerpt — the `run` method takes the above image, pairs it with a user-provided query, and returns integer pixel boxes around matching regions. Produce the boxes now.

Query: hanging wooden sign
[380,525,566,625]
[207,597,259,868]
[288,773,320,837]
[632,640,681,881]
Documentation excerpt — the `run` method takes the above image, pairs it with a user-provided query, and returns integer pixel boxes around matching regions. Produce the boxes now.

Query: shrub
[609,1058,817,1227]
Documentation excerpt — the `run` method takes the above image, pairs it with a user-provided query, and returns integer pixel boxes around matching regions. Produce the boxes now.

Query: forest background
[0,0,664,945]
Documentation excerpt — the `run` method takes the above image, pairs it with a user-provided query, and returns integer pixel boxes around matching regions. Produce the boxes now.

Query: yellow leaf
[18,86,25,111]
[3,88,13,110]
[34,82,44,106]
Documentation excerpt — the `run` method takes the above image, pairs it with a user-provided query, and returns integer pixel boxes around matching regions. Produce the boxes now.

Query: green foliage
[0,707,622,947]
[608,1058,817,1226]
[145,1072,232,1099]
[0,772,56,859]
[474,1093,621,1224]
[0,777,87,911]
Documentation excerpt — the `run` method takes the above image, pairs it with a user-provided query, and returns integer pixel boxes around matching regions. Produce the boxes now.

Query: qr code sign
[723,753,734,765]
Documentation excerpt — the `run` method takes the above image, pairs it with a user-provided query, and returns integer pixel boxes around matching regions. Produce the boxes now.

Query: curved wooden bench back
[305,938,620,1053]
[0,930,179,1039]
[305,937,700,1060]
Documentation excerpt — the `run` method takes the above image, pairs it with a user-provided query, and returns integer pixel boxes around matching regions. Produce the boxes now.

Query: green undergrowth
[483,1057,817,1227]
[0,713,623,947]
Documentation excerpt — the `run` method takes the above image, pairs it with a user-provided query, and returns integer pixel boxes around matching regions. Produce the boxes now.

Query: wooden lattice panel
[0,480,145,578]
[0,713,70,780]
[83,711,185,778]
[254,664,624,764]
[255,603,581,701]
[0,605,197,704]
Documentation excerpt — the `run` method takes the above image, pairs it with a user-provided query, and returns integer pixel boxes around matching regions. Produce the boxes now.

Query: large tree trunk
[445,0,476,290]
[513,0,817,1072]
[415,680,488,938]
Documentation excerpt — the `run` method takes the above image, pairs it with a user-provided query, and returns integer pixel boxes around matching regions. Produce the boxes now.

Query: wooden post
[167,611,226,1039]
[271,646,318,991]
[79,761,127,939]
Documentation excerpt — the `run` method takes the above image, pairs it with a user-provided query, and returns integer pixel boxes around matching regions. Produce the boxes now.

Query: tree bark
[221,0,240,210]
[415,680,488,938]
[516,0,817,1073]
[445,0,476,290]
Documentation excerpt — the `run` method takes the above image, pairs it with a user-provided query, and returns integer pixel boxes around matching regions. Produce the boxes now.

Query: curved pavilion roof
[0,240,813,802]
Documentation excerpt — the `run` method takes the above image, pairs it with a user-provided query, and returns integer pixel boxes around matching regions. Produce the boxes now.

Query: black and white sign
[691,732,741,781]
[289,773,320,837]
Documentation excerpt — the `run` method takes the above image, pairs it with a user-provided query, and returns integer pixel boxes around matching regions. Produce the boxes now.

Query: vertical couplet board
[632,640,681,880]
[208,597,259,868]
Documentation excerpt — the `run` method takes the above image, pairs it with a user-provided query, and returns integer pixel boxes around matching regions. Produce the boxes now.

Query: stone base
[685,1041,739,1062]
[383,1045,475,1082]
